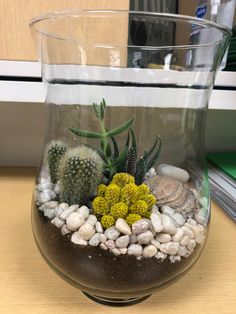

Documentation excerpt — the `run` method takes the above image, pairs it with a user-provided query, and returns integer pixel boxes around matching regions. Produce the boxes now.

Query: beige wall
[0,0,129,61]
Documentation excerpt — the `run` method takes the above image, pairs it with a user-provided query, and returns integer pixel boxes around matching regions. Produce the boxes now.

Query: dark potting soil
[32,205,203,298]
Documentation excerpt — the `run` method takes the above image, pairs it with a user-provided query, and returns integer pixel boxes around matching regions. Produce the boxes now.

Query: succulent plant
[58,145,104,205]
[110,202,128,219]
[125,213,142,226]
[47,140,67,183]
[101,215,115,229]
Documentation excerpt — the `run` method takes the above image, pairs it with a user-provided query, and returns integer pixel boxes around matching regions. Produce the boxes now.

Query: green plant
[47,140,67,183]
[69,99,134,179]
[58,146,104,205]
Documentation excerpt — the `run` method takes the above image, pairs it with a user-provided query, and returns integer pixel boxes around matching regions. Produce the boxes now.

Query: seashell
[156,164,190,182]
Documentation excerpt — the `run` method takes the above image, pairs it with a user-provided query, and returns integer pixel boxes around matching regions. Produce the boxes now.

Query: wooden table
[0,167,235,314]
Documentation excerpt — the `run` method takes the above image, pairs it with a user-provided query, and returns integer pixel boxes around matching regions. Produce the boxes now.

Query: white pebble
[44,208,56,219]
[180,234,190,246]
[151,205,160,214]
[39,201,58,210]
[105,226,120,240]
[137,231,154,245]
[111,248,121,256]
[155,233,171,243]
[59,203,69,210]
[181,225,194,239]
[55,207,64,218]
[115,235,130,248]
[78,223,95,240]
[66,212,85,231]
[100,243,108,251]
[78,205,90,219]
[71,232,87,245]
[151,213,163,233]
[105,239,115,249]
[187,218,197,226]
[162,214,177,235]
[194,209,208,225]
[172,228,184,242]
[151,239,161,249]
[172,213,185,226]
[99,234,107,243]
[53,182,61,194]
[88,233,101,246]
[119,248,128,254]
[156,164,190,183]
[178,245,190,257]
[143,245,157,258]
[187,239,196,251]
[130,234,137,244]
[127,244,143,257]
[61,224,70,235]
[169,255,181,263]
[95,221,103,233]
[132,219,149,235]
[86,215,97,226]
[37,191,53,203]
[155,252,167,260]
[60,205,78,220]
[161,205,175,216]
[115,218,131,235]
[51,217,64,228]
[160,242,180,255]
[37,182,53,192]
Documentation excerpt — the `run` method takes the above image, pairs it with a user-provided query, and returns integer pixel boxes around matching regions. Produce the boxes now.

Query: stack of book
[207,152,236,222]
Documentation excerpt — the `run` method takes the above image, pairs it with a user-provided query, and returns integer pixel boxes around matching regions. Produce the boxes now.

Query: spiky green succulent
[47,140,67,183]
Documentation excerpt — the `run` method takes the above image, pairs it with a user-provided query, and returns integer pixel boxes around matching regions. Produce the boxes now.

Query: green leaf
[99,99,106,120]
[69,127,103,139]
[93,102,100,118]
[144,135,159,161]
[111,144,129,168]
[126,146,137,175]
[130,128,137,152]
[111,136,119,159]
[106,116,134,137]
[105,141,112,158]
[135,157,147,185]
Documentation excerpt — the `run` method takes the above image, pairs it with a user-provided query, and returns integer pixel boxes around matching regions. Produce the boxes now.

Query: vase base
[82,291,151,306]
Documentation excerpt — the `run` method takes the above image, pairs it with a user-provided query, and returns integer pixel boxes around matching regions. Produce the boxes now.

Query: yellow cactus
[97,184,107,197]
[110,202,128,219]
[120,183,139,205]
[112,172,135,188]
[130,200,148,215]
[125,213,142,226]
[101,215,115,229]
[137,184,150,196]
[92,196,109,216]
[142,210,151,219]
[105,184,120,206]
[140,194,156,209]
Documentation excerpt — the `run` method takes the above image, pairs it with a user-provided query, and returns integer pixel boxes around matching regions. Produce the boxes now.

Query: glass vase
[30,10,230,306]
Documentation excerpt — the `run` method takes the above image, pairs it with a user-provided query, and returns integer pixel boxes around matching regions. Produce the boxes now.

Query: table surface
[0,167,235,314]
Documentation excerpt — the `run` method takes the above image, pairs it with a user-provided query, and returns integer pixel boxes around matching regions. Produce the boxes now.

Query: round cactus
[92,196,109,216]
[137,184,150,196]
[120,183,139,205]
[125,213,142,226]
[105,184,120,206]
[130,200,149,216]
[111,172,135,188]
[97,184,107,197]
[47,140,67,183]
[110,202,128,219]
[140,194,156,209]
[101,215,115,229]
[58,146,104,205]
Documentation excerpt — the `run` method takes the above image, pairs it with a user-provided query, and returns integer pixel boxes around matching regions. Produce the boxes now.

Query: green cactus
[58,146,104,205]
[47,140,67,183]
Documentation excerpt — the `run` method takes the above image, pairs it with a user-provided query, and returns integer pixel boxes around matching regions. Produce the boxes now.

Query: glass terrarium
[30,10,230,306]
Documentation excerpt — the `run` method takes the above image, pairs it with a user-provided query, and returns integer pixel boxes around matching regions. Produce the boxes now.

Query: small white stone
[151,239,161,249]
[155,233,171,243]
[180,235,190,246]
[132,219,149,235]
[160,242,180,255]
[115,235,130,248]
[78,223,95,240]
[44,208,56,219]
[156,164,190,182]
[137,231,154,245]
[187,239,196,251]
[119,248,128,254]
[130,234,137,244]
[161,205,175,216]
[89,233,101,246]
[111,248,121,256]
[143,245,157,258]
[194,209,208,225]
[54,182,61,194]
[60,205,79,220]
[169,255,181,263]
[95,221,104,233]
[151,205,160,214]
[145,167,157,178]
[172,228,184,242]
[59,203,69,210]
[115,218,131,235]
[178,245,190,257]
[155,252,167,260]
[61,224,70,235]
[127,244,143,257]
[161,214,177,235]
[105,226,120,240]
[99,234,107,243]
[86,215,97,226]
[39,201,59,210]
[78,205,90,219]
[51,217,64,228]
[71,232,87,245]
[37,191,53,203]
[55,207,64,218]
[151,213,163,233]
[105,239,115,249]
[172,213,185,226]
[181,225,194,239]
[100,243,108,251]
[187,218,197,226]
[37,182,53,192]
[66,212,85,231]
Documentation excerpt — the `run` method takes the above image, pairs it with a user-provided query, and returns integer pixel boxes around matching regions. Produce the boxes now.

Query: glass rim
[29,9,231,50]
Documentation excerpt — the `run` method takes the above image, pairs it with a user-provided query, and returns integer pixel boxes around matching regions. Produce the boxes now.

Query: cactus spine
[47,141,67,183]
